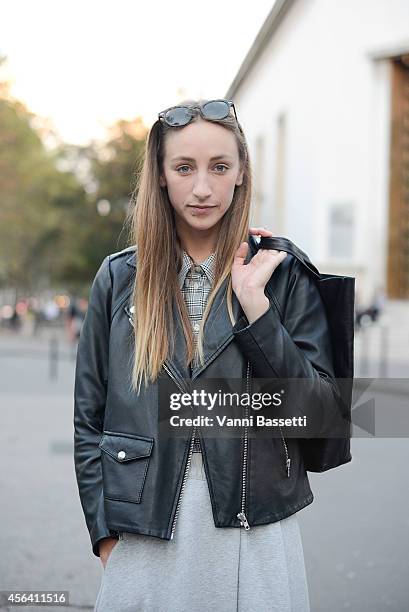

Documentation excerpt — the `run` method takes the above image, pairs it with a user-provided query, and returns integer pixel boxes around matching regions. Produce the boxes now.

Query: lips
[188,205,216,216]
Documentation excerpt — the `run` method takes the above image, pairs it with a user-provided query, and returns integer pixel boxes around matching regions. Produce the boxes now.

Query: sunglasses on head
[158,99,238,127]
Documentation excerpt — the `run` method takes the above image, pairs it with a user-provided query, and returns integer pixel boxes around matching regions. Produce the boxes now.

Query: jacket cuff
[90,498,112,557]
[91,518,114,558]
[232,304,282,378]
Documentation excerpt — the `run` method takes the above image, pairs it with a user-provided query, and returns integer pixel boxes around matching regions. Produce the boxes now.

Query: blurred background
[0,1,408,611]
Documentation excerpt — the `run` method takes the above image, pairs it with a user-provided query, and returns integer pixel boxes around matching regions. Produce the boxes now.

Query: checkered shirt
[178,250,216,453]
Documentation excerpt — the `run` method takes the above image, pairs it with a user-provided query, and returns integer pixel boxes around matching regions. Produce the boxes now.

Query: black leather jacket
[73,234,337,557]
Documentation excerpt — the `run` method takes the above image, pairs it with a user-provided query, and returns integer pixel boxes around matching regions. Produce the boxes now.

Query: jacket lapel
[189,275,242,378]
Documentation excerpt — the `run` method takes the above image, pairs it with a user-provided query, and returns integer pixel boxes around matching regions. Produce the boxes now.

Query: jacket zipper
[237,360,251,531]
[162,362,196,540]
[170,425,196,540]
[279,425,291,477]
[236,363,291,533]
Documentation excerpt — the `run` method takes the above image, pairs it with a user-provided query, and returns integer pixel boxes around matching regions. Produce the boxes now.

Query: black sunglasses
[158,99,238,127]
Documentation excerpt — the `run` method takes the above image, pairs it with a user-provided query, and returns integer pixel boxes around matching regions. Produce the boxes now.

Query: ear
[236,168,244,187]
[159,174,167,187]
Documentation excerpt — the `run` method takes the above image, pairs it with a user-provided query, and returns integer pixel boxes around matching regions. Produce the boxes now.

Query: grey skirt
[94,451,310,612]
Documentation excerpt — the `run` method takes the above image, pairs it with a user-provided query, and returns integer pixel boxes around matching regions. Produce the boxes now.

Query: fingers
[256,248,287,266]
[263,250,287,260]
[276,251,288,265]
[259,248,285,256]
[233,242,248,266]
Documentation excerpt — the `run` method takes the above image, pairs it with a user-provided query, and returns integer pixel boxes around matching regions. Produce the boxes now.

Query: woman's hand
[99,536,119,569]
[231,227,287,324]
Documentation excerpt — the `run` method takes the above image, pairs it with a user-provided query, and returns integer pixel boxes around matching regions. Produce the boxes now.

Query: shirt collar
[178,250,216,288]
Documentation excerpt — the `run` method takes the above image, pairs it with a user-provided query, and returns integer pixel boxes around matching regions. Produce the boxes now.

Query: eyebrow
[170,154,235,163]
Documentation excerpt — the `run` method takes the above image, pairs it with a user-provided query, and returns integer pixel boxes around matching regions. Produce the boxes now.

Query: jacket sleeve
[231,256,342,436]
[73,255,114,557]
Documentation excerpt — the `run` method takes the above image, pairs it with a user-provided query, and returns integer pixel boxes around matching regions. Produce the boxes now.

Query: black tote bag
[256,235,355,473]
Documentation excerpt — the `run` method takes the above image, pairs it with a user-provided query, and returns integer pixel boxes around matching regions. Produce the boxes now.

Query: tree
[0,53,148,295]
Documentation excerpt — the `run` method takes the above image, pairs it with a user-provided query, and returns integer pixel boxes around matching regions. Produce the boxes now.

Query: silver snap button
[194,266,201,272]
[193,283,199,290]
[117,450,126,460]
[129,305,135,314]
[193,323,200,332]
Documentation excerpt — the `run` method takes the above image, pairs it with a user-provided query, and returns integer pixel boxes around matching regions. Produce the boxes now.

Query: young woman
[74,98,338,611]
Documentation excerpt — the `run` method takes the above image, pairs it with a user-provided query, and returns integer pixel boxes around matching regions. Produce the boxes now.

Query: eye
[214,164,228,173]
[176,165,191,174]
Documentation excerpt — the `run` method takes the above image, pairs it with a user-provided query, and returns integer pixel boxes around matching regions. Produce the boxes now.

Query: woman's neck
[177,224,218,264]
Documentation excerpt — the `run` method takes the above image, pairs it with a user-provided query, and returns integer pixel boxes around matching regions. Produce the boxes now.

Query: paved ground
[0,312,408,611]
[0,330,100,612]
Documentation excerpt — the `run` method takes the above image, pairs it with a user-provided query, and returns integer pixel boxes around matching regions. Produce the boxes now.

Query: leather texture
[73,233,344,557]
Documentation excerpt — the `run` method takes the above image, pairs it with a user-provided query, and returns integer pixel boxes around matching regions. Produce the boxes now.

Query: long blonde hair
[127,98,253,394]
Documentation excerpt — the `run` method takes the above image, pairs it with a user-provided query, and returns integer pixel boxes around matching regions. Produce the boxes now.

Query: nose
[192,170,212,200]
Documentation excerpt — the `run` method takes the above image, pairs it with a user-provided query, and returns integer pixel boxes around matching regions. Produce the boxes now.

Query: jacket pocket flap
[99,432,153,462]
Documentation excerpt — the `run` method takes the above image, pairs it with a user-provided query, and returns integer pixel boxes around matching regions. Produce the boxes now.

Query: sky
[1,0,275,146]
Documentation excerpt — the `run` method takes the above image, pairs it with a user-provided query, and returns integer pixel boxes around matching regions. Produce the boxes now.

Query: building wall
[228,0,409,301]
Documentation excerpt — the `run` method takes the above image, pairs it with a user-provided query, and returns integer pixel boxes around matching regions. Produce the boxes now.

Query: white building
[225,0,409,303]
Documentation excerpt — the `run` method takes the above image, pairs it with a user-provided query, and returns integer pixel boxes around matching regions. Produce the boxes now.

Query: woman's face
[159,118,244,235]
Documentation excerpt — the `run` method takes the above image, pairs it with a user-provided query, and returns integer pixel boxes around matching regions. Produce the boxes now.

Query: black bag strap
[252,235,321,279]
